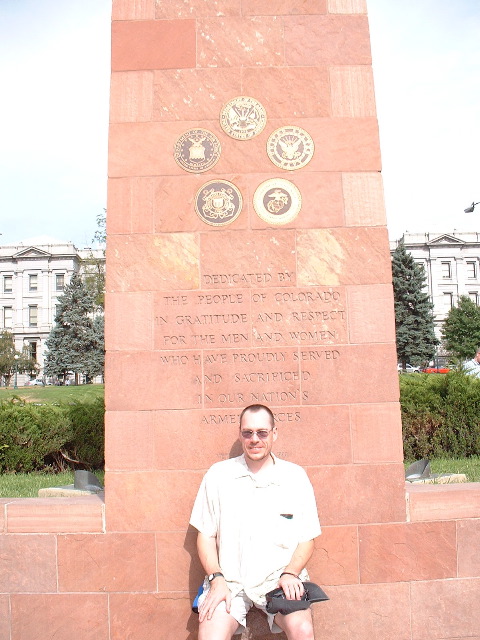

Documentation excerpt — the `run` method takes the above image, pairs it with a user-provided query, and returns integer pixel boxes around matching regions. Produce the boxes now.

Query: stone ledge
[2,495,105,534]
[406,482,480,522]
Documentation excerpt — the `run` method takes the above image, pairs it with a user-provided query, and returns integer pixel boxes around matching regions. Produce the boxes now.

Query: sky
[0,0,478,247]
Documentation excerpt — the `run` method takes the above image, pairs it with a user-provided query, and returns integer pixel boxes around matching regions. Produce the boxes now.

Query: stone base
[38,486,104,497]
[407,474,467,485]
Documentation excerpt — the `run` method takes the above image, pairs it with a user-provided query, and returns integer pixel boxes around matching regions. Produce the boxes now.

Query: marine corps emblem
[195,180,243,226]
[253,178,301,226]
[267,126,314,170]
[220,96,267,140]
[174,129,221,173]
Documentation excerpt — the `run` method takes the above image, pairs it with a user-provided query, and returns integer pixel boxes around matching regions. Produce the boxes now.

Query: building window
[443,292,454,311]
[469,292,479,305]
[3,307,12,328]
[28,341,38,362]
[3,275,12,293]
[29,274,38,291]
[29,305,38,327]
[55,274,65,291]
[467,262,477,279]
[441,262,452,279]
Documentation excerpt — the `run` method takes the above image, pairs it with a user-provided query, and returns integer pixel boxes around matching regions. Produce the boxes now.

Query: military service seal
[253,178,301,226]
[195,180,243,226]
[220,96,267,140]
[174,128,221,173]
[267,126,314,170]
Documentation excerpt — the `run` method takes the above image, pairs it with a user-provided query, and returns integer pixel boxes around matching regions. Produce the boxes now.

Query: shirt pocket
[271,509,299,549]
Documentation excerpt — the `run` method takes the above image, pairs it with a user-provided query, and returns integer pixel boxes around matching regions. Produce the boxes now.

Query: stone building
[0,236,104,384]
[390,231,480,356]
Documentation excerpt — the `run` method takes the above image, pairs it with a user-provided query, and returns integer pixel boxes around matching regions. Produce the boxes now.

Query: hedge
[0,397,104,473]
[2,374,480,472]
[401,370,480,460]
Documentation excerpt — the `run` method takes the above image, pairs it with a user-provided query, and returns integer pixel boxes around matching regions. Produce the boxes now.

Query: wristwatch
[208,572,224,582]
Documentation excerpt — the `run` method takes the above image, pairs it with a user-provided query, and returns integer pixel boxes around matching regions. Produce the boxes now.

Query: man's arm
[278,539,315,600]
[196,532,232,621]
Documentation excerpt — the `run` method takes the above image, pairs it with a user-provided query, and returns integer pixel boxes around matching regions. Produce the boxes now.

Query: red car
[421,366,450,374]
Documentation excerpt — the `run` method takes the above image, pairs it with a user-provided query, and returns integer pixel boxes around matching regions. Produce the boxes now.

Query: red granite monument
[1,2,479,640]
[105,1,406,636]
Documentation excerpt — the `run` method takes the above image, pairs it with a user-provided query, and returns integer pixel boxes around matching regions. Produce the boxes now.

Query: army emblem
[253,179,301,226]
[267,126,314,170]
[195,180,243,226]
[220,96,267,140]
[174,128,221,173]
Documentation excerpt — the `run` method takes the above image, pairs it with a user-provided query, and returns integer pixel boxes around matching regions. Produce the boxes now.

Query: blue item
[192,583,204,613]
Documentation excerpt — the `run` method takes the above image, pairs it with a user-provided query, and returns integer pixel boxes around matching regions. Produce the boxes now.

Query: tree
[0,331,38,387]
[44,274,104,383]
[392,242,438,367]
[83,209,106,311]
[441,295,480,363]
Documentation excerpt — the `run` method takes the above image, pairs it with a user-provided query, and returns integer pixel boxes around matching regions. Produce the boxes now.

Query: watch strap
[208,572,224,582]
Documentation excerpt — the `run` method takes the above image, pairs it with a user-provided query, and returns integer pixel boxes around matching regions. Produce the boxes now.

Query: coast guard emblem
[195,180,243,226]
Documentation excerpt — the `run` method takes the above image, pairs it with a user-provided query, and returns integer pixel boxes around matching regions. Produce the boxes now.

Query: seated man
[190,404,321,640]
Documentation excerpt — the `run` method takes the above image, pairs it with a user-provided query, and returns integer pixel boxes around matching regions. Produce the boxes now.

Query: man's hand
[198,576,232,622]
[278,573,305,601]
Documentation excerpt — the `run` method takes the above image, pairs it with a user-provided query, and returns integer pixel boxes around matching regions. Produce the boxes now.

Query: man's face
[239,408,277,465]
[476,351,480,363]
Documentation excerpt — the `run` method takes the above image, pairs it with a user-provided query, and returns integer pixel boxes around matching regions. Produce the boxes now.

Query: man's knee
[198,609,239,640]
[275,610,315,640]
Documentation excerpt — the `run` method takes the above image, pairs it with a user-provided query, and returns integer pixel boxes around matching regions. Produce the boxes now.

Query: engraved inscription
[154,287,347,350]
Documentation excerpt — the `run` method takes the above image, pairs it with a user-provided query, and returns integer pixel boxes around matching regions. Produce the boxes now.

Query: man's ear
[272,426,278,442]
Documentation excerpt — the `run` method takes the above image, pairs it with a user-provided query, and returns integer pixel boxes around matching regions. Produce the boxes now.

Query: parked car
[397,363,421,373]
[421,366,450,374]
[30,379,45,386]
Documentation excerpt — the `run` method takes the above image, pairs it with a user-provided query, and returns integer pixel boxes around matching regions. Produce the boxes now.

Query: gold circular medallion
[174,128,221,173]
[220,96,267,140]
[195,180,243,226]
[253,179,301,226]
[267,126,314,170]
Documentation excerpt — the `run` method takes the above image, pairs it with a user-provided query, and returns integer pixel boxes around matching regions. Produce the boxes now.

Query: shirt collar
[233,454,280,485]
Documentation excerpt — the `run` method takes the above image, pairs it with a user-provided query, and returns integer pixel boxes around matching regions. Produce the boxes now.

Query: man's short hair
[239,404,275,428]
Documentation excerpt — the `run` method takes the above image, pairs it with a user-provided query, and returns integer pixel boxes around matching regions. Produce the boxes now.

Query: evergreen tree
[442,295,480,362]
[392,242,438,367]
[44,274,104,383]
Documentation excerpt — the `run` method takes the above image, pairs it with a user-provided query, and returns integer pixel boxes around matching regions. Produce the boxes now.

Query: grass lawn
[405,456,480,482]
[0,470,105,498]
[1,458,479,498]
[0,383,104,404]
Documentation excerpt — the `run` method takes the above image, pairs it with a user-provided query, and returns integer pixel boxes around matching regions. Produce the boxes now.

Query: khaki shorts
[198,581,284,634]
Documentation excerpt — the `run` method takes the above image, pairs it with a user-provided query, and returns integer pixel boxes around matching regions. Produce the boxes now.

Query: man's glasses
[240,429,272,440]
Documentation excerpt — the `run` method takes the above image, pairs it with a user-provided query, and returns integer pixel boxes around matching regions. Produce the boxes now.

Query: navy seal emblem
[267,126,314,170]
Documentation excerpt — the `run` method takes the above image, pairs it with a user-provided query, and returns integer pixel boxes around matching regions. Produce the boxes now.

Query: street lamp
[464,202,480,213]
[13,354,19,389]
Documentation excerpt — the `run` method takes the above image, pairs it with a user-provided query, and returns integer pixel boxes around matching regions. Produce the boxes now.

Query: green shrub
[63,397,105,468]
[400,371,480,459]
[0,397,105,473]
[0,398,72,472]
